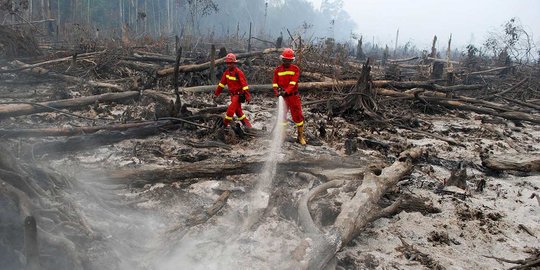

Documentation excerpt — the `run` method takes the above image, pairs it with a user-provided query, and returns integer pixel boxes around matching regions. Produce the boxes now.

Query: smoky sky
[308,0,540,49]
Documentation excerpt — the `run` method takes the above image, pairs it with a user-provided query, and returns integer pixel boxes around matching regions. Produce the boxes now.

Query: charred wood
[297,148,423,269]
[22,122,173,158]
[157,48,283,76]
[0,121,165,138]
[482,153,540,173]
[0,51,105,74]
[9,60,124,91]
[0,91,140,119]
[467,65,515,76]
[389,56,420,63]
[98,156,359,187]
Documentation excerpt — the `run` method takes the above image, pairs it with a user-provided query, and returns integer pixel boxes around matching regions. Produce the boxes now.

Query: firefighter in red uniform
[273,48,306,145]
[214,53,252,128]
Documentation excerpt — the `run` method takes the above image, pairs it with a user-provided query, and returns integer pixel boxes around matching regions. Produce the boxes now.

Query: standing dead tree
[336,58,381,120]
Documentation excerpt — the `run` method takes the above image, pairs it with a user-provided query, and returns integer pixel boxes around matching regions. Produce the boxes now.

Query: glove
[245,92,251,103]
[277,87,285,97]
[284,87,292,95]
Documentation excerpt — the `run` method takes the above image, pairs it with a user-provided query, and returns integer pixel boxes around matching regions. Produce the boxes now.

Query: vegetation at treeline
[1,1,537,64]
[0,0,355,40]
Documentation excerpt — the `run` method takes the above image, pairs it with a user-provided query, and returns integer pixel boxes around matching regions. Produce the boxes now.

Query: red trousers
[282,94,304,126]
[226,95,244,119]
[224,95,251,127]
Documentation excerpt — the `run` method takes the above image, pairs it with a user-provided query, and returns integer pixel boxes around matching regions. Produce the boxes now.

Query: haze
[308,0,540,49]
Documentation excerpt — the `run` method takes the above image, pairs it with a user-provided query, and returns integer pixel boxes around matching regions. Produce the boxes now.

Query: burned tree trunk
[8,61,124,91]
[336,59,381,119]
[295,148,423,269]
[431,61,444,79]
[0,121,165,138]
[157,48,283,76]
[482,153,540,173]
[21,121,174,158]
[0,91,140,119]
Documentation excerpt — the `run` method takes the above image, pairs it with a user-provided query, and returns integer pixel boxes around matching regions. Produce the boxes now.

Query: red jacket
[215,67,249,96]
[273,64,300,96]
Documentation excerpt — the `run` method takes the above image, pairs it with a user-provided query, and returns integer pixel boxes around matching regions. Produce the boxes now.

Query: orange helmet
[280,48,295,60]
[224,53,237,63]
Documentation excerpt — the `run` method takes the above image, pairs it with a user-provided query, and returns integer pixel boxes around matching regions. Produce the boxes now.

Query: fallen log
[301,71,334,82]
[0,121,163,138]
[500,97,540,111]
[180,81,357,94]
[157,48,283,76]
[422,97,540,124]
[492,78,529,98]
[0,91,140,119]
[143,90,175,104]
[178,80,483,95]
[373,88,540,124]
[9,60,123,91]
[482,153,540,173]
[452,95,527,113]
[427,57,459,65]
[297,148,424,269]
[390,56,419,63]
[94,155,363,187]
[22,122,173,158]
[397,125,465,147]
[467,66,515,76]
[397,64,431,69]
[0,51,105,74]
[117,60,160,74]
[372,80,485,92]
[123,52,176,63]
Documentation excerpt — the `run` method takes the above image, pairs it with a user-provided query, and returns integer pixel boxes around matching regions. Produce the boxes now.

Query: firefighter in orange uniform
[273,48,306,145]
[214,53,252,128]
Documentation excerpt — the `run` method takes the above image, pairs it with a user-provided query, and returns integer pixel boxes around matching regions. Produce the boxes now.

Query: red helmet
[225,53,237,63]
[280,48,295,60]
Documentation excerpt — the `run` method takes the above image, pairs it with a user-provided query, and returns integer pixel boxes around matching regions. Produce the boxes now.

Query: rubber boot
[297,125,306,145]
[241,118,253,128]
[223,118,230,128]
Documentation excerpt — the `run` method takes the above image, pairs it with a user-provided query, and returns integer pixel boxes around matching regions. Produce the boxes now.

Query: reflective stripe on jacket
[273,64,300,95]
[215,66,249,96]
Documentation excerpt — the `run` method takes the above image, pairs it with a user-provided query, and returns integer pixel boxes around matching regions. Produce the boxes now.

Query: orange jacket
[272,64,300,96]
[215,67,249,96]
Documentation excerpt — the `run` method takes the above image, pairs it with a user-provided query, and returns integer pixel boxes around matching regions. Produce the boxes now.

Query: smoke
[64,168,166,270]
[154,97,291,270]
[29,97,295,269]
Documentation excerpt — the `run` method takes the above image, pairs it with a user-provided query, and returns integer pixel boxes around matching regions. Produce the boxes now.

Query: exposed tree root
[294,148,424,269]
[0,145,100,269]
[484,250,540,270]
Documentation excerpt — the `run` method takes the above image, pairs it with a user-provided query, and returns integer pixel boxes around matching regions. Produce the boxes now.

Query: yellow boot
[297,125,307,145]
